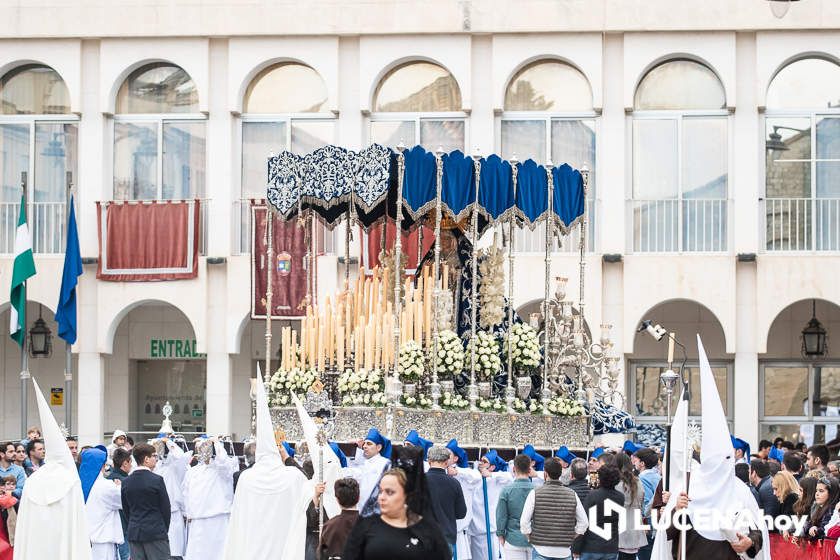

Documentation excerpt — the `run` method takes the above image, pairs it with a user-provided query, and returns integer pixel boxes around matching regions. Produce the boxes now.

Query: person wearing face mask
[342,445,450,560]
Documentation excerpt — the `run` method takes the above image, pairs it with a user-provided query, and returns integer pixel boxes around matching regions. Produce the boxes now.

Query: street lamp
[28,305,52,358]
[802,299,828,359]
[766,125,808,152]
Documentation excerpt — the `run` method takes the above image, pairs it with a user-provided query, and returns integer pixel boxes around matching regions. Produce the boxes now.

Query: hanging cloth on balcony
[552,163,586,234]
[514,159,548,229]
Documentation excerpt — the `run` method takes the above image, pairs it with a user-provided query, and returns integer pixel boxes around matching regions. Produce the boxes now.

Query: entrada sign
[149,339,206,359]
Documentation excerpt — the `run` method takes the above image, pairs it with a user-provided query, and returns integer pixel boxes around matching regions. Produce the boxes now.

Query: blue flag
[55,197,82,344]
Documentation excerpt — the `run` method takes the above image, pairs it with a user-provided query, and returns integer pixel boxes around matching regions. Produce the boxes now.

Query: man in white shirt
[520,457,588,560]
[344,428,391,511]
[182,437,239,560]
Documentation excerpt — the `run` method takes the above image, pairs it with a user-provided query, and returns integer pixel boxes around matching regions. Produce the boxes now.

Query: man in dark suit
[425,445,467,552]
[121,442,171,560]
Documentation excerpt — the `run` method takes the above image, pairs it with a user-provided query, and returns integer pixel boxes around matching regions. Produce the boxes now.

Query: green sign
[149,339,206,359]
[191,409,204,418]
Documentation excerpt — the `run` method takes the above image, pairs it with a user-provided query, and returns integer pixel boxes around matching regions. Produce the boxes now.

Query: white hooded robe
[13,377,92,560]
[86,475,124,560]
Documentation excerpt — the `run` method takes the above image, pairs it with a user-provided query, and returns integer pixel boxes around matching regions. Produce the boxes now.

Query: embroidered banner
[97,200,199,282]
[251,205,308,319]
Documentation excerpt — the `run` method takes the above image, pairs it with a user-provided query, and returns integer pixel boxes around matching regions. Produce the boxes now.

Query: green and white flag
[10,195,36,346]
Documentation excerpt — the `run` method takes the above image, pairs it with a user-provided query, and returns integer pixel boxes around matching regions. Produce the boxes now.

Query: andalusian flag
[10,195,36,346]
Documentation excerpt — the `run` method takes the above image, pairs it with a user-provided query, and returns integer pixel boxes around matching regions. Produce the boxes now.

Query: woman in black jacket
[576,464,625,558]
[342,446,450,560]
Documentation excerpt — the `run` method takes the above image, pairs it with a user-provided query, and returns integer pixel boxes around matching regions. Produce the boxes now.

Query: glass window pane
[35,123,77,203]
[370,120,415,149]
[635,60,726,111]
[374,62,461,112]
[761,423,840,447]
[244,63,328,114]
[815,367,840,417]
[767,59,840,110]
[163,121,205,199]
[242,121,287,198]
[114,121,158,200]
[0,123,30,202]
[766,118,811,199]
[682,118,727,199]
[552,119,596,196]
[633,119,678,199]
[419,120,464,152]
[501,120,546,164]
[634,365,728,417]
[116,63,198,114]
[0,64,70,115]
[504,61,592,112]
[764,366,809,416]
[290,121,333,155]
[817,117,840,160]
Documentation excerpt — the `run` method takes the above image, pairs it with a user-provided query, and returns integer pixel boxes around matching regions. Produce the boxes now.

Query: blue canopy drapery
[266,144,586,232]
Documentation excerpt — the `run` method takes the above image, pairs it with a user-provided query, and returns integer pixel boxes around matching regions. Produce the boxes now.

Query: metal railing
[0,201,66,254]
[763,197,840,252]
[512,199,596,253]
[232,199,336,256]
[632,198,728,253]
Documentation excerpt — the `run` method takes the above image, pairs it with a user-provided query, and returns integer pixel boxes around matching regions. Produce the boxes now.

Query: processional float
[259,142,634,450]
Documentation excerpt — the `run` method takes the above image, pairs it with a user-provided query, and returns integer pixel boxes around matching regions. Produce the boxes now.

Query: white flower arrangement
[543,396,586,417]
[440,391,470,411]
[477,397,506,413]
[435,329,465,379]
[337,368,386,407]
[466,331,502,381]
[504,323,541,372]
[512,398,527,413]
[398,340,425,382]
[266,367,319,407]
[400,392,432,409]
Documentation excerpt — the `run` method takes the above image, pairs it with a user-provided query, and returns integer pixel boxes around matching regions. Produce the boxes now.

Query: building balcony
[631,198,728,253]
[763,197,840,252]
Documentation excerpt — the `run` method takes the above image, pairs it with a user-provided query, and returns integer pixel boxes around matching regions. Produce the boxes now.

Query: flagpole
[19,172,29,436]
[64,171,73,433]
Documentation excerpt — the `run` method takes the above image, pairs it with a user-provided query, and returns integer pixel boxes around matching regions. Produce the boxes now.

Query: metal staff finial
[506,155,519,413]
[468,149,482,411]
[542,161,554,415]
[430,146,445,410]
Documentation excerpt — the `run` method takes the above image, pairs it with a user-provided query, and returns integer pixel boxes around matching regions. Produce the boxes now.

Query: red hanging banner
[251,206,308,319]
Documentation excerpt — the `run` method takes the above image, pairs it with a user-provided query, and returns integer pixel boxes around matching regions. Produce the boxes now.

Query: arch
[633,54,727,110]
[765,54,840,110]
[762,298,840,357]
[629,298,729,358]
[0,62,71,115]
[229,311,252,355]
[108,58,200,115]
[102,299,199,355]
[238,57,331,114]
[503,57,593,112]
[370,57,462,113]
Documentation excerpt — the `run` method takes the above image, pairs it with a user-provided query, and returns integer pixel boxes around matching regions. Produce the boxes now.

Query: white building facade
[0,0,838,449]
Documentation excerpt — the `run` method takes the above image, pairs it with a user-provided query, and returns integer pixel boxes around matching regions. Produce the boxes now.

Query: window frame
[112,112,207,201]
[759,360,840,444]
[0,112,79,254]
[630,108,731,254]
[762,108,840,253]
[368,111,469,151]
[627,359,734,423]
[497,111,598,254]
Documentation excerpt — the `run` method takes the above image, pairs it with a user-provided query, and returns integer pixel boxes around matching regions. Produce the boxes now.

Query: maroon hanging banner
[251,205,308,319]
[96,200,200,282]
[362,220,435,274]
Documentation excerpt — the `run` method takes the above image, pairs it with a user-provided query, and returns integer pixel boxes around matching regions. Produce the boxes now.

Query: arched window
[765,58,840,251]
[369,61,465,152]
[0,64,76,254]
[238,62,335,254]
[632,59,728,253]
[113,63,205,201]
[499,59,596,253]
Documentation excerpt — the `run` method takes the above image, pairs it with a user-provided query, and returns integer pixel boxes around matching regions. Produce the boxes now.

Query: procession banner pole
[541,163,554,413]
[64,171,73,432]
[468,152,482,411]
[430,147,444,410]
[505,156,518,412]
[265,207,274,384]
